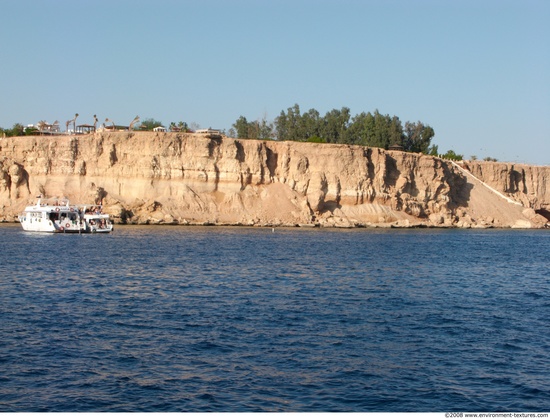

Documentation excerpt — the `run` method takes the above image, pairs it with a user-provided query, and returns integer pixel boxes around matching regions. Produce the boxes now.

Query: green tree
[275,104,305,141]
[1,123,30,136]
[344,111,373,145]
[233,116,250,139]
[442,150,463,161]
[257,116,274,140]
[346,110,403,149]
[10,123,25,137]
[25,125,39,135]
[320,107,350,143]
[232,115,275,140]
[403,121,435,153]
[300,108,321,140]
[259,103,437,154]
[388,115,404,147]
[140,118,163,131]
[274,110,289,140]
[169,121,189,132]
[247,120,259,139]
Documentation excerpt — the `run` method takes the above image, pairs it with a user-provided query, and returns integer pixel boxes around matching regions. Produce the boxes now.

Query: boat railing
[37,198,71,207]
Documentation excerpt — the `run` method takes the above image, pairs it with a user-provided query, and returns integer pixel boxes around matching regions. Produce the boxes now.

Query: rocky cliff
[464,160,550,217]
[1,132,548,228]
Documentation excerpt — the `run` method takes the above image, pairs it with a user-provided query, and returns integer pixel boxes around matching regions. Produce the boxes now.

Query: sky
[1,0,549,165]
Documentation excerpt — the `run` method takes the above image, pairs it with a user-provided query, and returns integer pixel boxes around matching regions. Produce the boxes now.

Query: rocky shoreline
[1,132,549,229]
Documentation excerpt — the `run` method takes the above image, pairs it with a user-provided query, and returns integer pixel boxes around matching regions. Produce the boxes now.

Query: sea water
[0,224,549,412]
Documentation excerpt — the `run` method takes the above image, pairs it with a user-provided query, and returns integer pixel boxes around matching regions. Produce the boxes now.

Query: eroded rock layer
[1,132,548,228]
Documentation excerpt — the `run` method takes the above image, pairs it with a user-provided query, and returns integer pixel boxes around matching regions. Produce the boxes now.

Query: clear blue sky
[1,0,549,165]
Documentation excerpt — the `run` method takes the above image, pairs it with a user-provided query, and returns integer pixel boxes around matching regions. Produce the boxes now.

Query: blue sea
[0,224,549,412]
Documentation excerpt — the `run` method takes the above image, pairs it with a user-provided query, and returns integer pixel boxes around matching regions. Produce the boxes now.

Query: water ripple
[0,225,549,411]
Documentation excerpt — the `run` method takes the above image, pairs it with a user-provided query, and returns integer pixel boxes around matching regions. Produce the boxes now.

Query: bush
[442,150,463,161]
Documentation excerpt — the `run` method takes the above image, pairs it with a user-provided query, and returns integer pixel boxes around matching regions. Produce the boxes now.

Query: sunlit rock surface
[1,132,548,228]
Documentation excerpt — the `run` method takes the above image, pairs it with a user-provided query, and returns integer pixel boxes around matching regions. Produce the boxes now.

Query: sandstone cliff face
[1,132,548,228]
[464,161,550,214]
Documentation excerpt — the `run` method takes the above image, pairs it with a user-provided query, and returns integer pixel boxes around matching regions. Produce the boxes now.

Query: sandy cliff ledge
[1,132,548,228]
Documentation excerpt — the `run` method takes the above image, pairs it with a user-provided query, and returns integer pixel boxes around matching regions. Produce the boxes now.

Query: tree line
[229,104,503,161]
[231,103,437,154]
[1,106,497,161]
[0,123,35,137]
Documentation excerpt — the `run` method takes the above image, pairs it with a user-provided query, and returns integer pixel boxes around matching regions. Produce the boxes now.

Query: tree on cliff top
[233,116,250,138]
[403,121,435,153]
[139,118,163,131]
[271,104,427,152]
[442,150,463,161]
[344,110,402,148]
[0,123,25,137]
[232,115,274,140]
[169,121,190,132]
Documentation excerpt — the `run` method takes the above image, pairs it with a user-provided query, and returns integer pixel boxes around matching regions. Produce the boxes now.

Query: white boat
[18,197,114,233]
[82,207,113,233]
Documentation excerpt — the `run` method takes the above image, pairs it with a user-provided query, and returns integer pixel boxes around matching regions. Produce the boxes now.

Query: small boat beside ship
[18,197,113,233]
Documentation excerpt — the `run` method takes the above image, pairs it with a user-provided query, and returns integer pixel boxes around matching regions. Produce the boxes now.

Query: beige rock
[512,220,533,229]
[428,213,444,225]
[467,161,550,214]
[0,132,548,228]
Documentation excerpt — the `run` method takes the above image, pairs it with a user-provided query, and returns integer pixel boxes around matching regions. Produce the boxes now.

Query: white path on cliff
[450,161,523,206]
